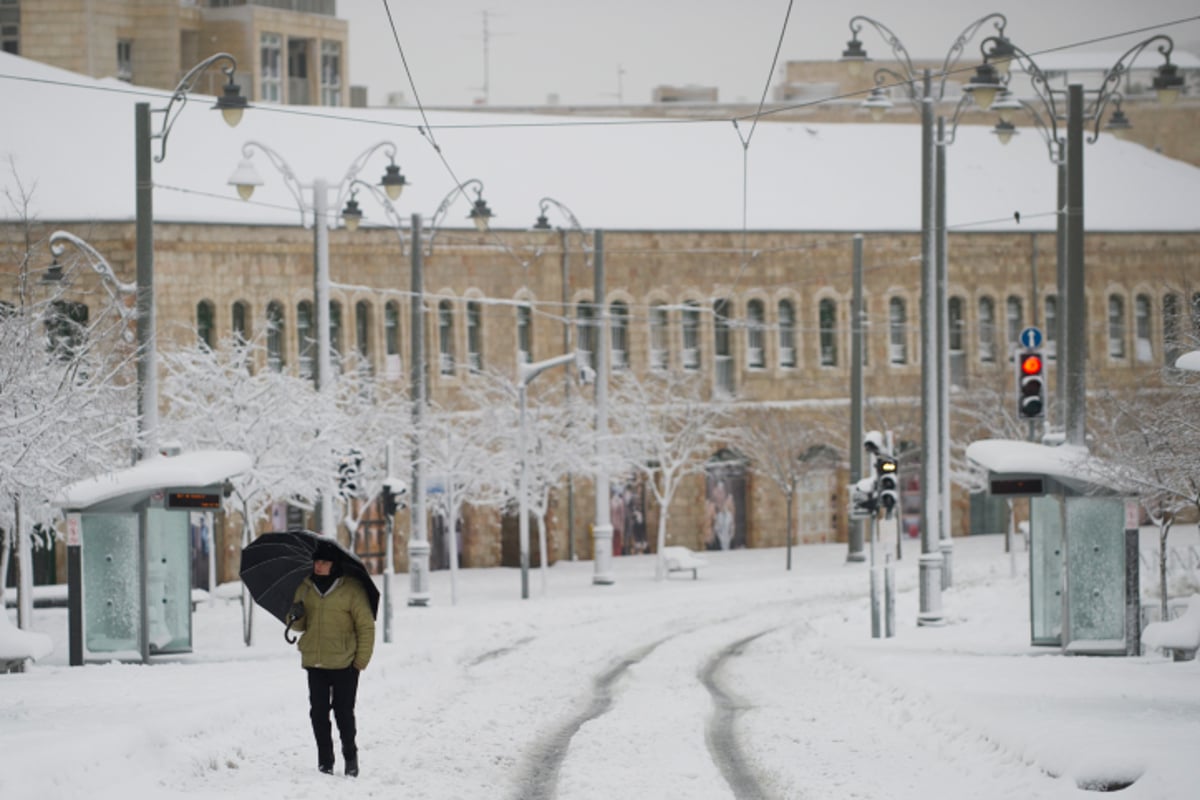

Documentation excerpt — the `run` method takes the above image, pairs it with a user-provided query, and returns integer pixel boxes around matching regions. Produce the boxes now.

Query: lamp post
[136,53,246,462]
[228,140,403,535]
[841,13,1009,624]
[394,179,494,605]
[970,33,1183,448]
[531,197,591,564]
[517,352,578,598]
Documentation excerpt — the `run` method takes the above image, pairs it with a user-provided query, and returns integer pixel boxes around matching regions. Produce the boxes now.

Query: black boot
[345,757,359,778]
[318,763,334,775]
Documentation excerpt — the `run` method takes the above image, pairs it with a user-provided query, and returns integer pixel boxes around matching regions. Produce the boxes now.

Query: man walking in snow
[287,539,375,777]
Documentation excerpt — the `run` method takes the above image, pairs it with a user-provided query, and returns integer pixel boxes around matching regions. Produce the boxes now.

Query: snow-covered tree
[0,188,137,624]
[730,407,842,570]
[609,369,731,580]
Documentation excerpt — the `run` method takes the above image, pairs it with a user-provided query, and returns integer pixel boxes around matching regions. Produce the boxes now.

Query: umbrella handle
[284,620,299,644]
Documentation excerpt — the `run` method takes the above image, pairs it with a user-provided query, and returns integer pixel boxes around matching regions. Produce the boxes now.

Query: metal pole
[1065,85,1086,448]
[918,70,944,625]
[592,229,614,584]
[408,213,430,605]
[313,177,336,537]
[518,382,530,599]
[134,102,157,462]
[936,116,953,590]
[1054,143,1067,431]
[870,512,880,638]
[848,234,866,562]
[383,441,394,642]
[561,229,576,561]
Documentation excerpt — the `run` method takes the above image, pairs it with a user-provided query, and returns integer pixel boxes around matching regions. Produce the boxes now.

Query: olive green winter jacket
[290,576,375,671]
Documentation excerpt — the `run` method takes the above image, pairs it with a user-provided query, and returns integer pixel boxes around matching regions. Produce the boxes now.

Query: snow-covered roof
[965,438,1134,495]
[3,51,1199,233]
[55,450,252,510]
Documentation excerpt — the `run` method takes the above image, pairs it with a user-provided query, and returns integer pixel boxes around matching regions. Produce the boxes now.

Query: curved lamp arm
[935,13,1008,102]
[344,179,408,255]
[48,231,137,313]
[847,16,917,84]
[533,196,591,251]
[978,36,1063,143]
[935,94,976,148]
[331,141,400,215]
[238,140,310,225]
[154,52,245,163]
[426,178,490,254]
[1088,34,1176,143]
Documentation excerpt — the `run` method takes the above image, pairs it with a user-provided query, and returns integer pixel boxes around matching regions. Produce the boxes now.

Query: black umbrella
[239,530,380,632]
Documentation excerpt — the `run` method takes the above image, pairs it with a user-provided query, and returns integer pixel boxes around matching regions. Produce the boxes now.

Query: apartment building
[5,0,349,105]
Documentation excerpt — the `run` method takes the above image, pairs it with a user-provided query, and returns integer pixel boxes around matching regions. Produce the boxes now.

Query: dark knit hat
[312,539,340,562]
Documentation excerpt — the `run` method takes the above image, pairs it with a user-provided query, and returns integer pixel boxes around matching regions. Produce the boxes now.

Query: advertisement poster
[704,454,747,551]
[188,511,211,591]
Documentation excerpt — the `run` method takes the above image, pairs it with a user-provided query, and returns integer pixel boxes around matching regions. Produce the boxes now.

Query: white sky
[4,532,1200,797]
[342,0,1200,106]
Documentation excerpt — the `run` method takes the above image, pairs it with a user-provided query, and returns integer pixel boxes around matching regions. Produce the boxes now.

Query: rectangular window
[297,301,313,380]
[819,299,838,367]
[681,301,701,370]
[978,297,995,363]
[1135,295,1152,363]
[384,301,402,378]
[1108,295,1126,359]
[611,301,629,370]
[649,304,669,370]
[889,298,907,365]
[517,304,532,364]
[438,301,455,375]
[466,301,483,373]
[1164,293,1181,366]
[1044,296,1057,360]
[713,299,734,395]
[746,300,765,369]
[778,300,796,368]
[116,40,133,82]
[320,40,342,106]
[261,33,282,103]
[576,302,596,370]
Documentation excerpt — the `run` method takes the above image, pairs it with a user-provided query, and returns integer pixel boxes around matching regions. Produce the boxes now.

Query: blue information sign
[1019,326,1043,349]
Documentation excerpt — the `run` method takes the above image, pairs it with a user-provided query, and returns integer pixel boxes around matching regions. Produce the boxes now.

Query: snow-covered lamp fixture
[1153,61,1184,106]
[214,74,248,127]
[532,212,552,230]
[841,34,869,78]
[990,89,1022,125]
[1104,105,1133,140]
[341,193,363,231]
[380,160,408,201]
[862,86,892,122]
[469,194,494,233]
[227,159,264,200]
[991,120,1018,146]
[984,35,1016,79]
[964,61,1003,110]
[41,256,65,284]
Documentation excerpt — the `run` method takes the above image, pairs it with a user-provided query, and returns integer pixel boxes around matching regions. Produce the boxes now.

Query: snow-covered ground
[3,531,1199,800]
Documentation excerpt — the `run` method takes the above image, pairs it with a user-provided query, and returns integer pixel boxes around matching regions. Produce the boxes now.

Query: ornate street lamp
[136,53,246,461]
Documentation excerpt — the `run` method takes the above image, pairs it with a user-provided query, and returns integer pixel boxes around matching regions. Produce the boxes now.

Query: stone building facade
[6,218,1198,582]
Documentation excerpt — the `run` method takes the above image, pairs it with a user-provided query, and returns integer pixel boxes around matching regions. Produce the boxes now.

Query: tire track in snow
[699,628,779,800]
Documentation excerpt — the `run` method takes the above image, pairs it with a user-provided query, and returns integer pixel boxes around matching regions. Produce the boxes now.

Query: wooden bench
[662,546,707,579]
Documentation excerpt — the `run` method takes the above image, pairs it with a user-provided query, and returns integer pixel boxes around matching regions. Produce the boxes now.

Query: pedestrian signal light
[1018,351,1045,419]
[876,456,899,517]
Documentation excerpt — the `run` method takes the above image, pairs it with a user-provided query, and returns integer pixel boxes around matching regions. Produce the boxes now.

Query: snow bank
[1142,594,1200,657]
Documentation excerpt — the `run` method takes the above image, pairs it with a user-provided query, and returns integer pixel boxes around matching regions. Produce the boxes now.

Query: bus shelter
[967,439,1140,656]
[55,450,251,666]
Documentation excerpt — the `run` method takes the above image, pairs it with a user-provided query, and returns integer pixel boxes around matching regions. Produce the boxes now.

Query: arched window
[611,300,629,370]
[232,300,250,346]
[778,299,796,368]
[266,301,286,373]
[889,297,907,365]
[329,300,343,368]
[1044,296,1058,359]
[746,299,765,369]
[714,299,733,394]
[1135,294,1152,363]
[819,298,838,366]
[948,297,964,353]
[384,300,402,378]
[438,300,455,375]
[681,301,701,370]
[466,300,483,373]
[1006,296,1023,352]
[355,300,371,374]
[297,300,314,380]
[1108,294,1126,359]
[517,303,532,364]
[649,303,669,370]
[196,300,215,349]
[576,301,596,369]
[978,297,995,363]
[1164,292,1182,365]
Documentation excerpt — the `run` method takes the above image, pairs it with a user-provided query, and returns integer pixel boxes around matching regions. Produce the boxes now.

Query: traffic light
[876,456,898,518]
[1017,351,1045,419]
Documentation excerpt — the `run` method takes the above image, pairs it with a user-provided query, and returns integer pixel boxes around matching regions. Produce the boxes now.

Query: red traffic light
[1020,353,1043,376]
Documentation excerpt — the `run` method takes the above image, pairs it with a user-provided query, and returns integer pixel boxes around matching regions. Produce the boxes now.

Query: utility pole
[848,234,866,562]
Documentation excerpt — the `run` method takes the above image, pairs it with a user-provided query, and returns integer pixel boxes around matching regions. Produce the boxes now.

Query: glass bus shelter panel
[81,513,141,658]
[1065,495,1126,648]
[1029,494,1063,646]
[145,507,193,654]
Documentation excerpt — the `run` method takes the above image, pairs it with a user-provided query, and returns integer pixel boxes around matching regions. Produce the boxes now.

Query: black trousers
[306,666,359,766]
